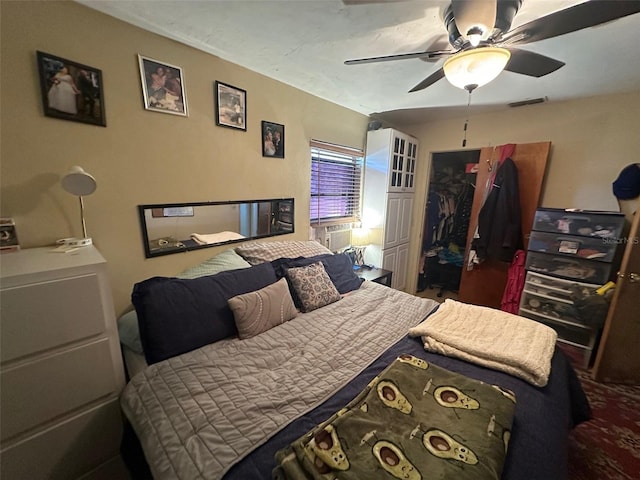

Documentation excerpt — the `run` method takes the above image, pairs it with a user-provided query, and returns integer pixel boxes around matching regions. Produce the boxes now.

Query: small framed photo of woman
[36,51,106,126]
[261,121,284,158]
[138,55,188,116]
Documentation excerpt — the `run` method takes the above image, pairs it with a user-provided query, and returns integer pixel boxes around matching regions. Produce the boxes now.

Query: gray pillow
[228,278,298,339]
[286,261,341,312]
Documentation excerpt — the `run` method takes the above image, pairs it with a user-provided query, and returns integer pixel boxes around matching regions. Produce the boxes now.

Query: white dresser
[0,246,128,480]
[362,128,418,291]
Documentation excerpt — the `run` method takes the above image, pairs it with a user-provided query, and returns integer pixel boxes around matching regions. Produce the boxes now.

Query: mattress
[121,282,590,480]
[121,282,439,479]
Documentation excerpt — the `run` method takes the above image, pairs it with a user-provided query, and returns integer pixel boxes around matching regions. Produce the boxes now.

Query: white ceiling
[79,0,640,124]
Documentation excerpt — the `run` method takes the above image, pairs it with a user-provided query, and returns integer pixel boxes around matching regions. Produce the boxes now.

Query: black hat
[612,163,640,200]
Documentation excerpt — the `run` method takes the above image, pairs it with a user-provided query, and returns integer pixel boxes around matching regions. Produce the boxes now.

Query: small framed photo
[0,218,20,253]
[36,51,106,127]
[215,81,246,130]
[138,55,187,116]
[261,121,284,158]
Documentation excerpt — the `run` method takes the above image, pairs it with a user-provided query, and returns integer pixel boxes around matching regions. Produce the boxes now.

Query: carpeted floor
[567,368,640,479]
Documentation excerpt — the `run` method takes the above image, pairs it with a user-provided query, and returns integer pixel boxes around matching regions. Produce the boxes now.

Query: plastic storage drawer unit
[528,231,618,262]
[525,251,613,285]
[518,308,594,349]
[532,209,625,238]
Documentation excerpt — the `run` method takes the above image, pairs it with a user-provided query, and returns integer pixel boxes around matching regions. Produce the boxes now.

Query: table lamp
[61,166,97,247]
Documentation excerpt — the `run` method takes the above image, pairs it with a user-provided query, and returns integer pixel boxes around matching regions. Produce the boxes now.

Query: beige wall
[402,91,640,294]
[0,1,369,313]
[3,2,638,313]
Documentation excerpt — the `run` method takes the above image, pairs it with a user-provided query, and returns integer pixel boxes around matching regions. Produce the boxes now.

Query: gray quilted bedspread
[120,282,438,479]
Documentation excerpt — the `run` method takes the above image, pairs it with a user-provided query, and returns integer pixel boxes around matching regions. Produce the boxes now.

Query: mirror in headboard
[138,198,294,258]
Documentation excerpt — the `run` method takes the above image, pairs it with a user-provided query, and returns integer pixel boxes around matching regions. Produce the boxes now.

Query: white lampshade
[61,166,97,196]
[443,47,511,90]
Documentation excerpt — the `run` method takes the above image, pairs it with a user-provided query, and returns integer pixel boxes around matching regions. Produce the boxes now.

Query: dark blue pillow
[271,253,364,295]
[132,262,277,364]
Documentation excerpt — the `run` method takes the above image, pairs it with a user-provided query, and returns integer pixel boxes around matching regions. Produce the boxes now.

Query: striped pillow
[235,240,332,265]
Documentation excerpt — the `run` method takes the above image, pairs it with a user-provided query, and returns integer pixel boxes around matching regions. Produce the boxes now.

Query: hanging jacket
[471,157,522,263]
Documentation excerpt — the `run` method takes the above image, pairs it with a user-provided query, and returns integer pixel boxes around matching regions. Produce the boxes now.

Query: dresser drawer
[1,338,118,442]
[529,231,617,262]
[0,399,123,480]
[1,273,106,363]
[524,271,598,302]
[518,308,594,348]
[532,208,625,238]
[525,251,613,284]
[519,290,578,325]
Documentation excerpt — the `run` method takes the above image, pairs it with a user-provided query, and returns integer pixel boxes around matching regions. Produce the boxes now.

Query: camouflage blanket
[274,355,516,480]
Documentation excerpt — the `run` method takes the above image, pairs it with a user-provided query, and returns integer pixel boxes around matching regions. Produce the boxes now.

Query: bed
[118,241,590,480]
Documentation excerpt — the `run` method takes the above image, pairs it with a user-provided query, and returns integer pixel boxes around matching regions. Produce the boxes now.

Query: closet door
[592,208,640,384]
[384,193,413,249]
[457,142,551,308]
[388,134,407,192]
[383,196,401,248]
[397,193,413,245]
[395,243,410,291]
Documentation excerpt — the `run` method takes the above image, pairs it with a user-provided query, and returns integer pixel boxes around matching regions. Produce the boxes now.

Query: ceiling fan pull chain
[462,121,468,148]
[462,86,474,147]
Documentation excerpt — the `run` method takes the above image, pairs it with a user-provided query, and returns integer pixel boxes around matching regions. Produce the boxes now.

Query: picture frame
[215,81,246,130]
[0,218,20,253]
[36,51,106,127]
[261,121,285,158]
[151,207,194,218]
[138,55,188,116]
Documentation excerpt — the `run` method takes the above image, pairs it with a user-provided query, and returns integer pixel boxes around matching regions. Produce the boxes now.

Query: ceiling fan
[344,0,640,93]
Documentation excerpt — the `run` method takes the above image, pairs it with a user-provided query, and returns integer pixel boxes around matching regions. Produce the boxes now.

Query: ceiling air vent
[508,97,547,108]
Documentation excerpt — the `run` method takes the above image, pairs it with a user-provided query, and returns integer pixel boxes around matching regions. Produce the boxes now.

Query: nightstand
[355,267,393,287]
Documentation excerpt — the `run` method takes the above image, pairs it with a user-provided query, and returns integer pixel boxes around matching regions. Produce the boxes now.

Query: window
[310,140,363,226]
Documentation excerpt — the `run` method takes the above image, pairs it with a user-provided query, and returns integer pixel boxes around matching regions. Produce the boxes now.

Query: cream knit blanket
[409,299,557,387]
[190,231,245,245]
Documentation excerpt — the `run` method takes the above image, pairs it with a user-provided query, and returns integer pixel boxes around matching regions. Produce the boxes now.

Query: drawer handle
[617,272,640,283]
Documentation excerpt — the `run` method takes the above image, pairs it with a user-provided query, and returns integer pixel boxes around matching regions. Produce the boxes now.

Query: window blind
[310,140,363,226]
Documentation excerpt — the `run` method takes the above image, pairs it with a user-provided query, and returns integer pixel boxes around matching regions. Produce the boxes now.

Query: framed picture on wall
[36,51,106,127]
[0,218,20,252]
[138,55,188,116]
[215,81,246,130]
[261,121,284,158]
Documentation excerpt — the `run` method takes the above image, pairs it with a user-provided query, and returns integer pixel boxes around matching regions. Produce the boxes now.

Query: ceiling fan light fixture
[443,47,511,90]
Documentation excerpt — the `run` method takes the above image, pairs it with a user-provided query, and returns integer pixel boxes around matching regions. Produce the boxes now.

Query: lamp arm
[79,196,88,239]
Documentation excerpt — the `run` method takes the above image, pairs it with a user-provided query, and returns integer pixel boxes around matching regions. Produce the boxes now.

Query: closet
[416,142,551,309]
[418,150,480,296]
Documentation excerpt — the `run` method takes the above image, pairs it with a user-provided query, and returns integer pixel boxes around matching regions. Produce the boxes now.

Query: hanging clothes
[501,249,526,314]
[471,157,522,263]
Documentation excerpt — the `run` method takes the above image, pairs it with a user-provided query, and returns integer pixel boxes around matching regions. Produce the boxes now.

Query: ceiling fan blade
[408,68,445,93]
[451,0,497,38]
[345,49,453,65]
[504,48,565,77]
[501,0,640,45]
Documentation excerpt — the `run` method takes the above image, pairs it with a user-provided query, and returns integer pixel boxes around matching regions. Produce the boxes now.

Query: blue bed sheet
[224,335,590,480]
